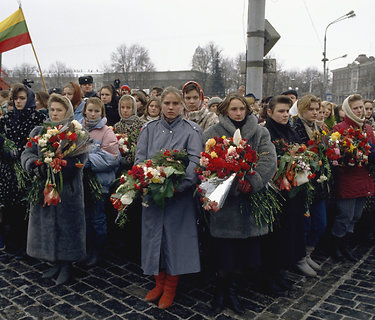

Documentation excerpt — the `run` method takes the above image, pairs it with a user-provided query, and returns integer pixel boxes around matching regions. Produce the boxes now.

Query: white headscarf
[48,94,74,125]
[342,95,364,127]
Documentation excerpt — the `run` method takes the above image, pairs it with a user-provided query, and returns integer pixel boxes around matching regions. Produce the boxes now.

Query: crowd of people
[0,76,374,315]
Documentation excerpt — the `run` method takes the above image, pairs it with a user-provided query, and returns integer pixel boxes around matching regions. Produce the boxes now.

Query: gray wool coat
[203,114,277,238]
[135,116,203,276]
[21,126,88,262]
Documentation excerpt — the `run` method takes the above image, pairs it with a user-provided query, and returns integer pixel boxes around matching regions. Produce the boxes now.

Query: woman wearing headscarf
[21,94,89,285]
[330,94,375,261]
[0,83,46,256]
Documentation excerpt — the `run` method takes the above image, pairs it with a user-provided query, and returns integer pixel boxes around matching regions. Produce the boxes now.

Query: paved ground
[0,234,375,320]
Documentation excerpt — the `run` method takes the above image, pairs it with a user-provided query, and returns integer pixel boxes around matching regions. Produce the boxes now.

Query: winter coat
[74,100,86,122]
[0,88,46,206]
[84,117,120,193]
[203,114,277,238]
[332,116,375,199]
[292,117,312,145]
[188,107,219,132]
[135,115,203,275]
[21,125,88,262]
[265,117,302,144]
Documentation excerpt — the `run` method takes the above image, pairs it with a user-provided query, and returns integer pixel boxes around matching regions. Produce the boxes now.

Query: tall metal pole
[246,0,265,99]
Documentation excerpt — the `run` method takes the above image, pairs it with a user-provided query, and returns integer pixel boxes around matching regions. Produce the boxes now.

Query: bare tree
[111,44,155,73]
[45,61,75,88]
[11,63,37,78]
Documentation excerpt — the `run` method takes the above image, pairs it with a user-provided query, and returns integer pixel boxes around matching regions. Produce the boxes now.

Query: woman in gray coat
[21,94,88,285]
[203,92,277,315]
[135,87,203,309]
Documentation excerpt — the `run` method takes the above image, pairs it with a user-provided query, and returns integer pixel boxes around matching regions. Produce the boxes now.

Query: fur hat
[281,89,298,98]
[208,97,222,108]
[79,76,93,85]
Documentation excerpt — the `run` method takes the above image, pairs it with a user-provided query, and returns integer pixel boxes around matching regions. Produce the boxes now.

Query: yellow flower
[349,144,354,152]
[205,138,216,151]
[151,177,161,184]
[331,132,341,141]
[322,130,327,135]
[210,151,218,158]
[222,136,226,139]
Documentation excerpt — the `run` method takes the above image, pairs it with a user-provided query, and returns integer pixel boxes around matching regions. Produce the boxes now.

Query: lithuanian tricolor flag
[0,8,32,53]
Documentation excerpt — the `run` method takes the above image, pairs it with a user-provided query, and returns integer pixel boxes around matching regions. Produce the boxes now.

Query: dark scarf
[230,117,247,129]
[84,118,102,131]
[265,117,301,143]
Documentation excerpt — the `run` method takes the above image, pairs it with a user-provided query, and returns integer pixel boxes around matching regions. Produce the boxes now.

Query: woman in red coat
[331,94,375,261]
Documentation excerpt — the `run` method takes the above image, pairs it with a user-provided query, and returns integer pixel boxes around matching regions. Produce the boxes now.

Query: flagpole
[18,6,47,93]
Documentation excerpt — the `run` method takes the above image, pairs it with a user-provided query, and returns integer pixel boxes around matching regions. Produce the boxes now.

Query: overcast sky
[1,0,374,74]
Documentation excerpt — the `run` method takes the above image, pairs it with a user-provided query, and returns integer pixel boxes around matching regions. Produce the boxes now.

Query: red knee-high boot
[158,274,180,309]
[145,270,166,301]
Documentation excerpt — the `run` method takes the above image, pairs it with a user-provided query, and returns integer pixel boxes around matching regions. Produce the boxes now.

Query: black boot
[226,278,245,315]
[331,235,345,262]
[211,277,226,315]
[56,261,72,285]
[42,262,61,278]
[340,234,357,262]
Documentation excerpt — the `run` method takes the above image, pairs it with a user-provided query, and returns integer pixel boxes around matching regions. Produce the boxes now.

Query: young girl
[322,101,336,131]
[81,97,119,266]
[135,87,203,309]
[62,82,85,122]
[21,94,88,285]
[140,96,161,122]
[203,93,277,315]
[114,95,144,169]
[132,90,148,117]
[100,85,120,126]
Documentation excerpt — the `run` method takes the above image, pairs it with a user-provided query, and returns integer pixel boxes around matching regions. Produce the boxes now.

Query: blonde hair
[297,94,321,114]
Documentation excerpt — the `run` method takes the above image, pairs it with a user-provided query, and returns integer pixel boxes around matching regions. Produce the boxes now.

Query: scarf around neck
[298,114,318,140]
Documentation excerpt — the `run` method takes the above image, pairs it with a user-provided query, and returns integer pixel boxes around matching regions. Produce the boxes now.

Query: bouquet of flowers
[113,127,140,167]
[272,141,317,196]
[110,149,188,227]
[0,133,31,190]
[27,120,91,206]
[196,129,258,212]
[325,127,371,167]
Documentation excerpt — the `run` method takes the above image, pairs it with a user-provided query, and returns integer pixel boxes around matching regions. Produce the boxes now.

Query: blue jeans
[331,197,366,238]
[304,199,327,247]
[85,194,108,246]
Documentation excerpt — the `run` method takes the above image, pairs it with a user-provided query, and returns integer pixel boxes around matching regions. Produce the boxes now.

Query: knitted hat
[121,85,131,93]
[208,97,222,108]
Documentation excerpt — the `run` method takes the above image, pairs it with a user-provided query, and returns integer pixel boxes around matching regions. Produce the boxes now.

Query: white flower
[233,128,242,146]
[38,138,47,147]
[317,175,328,183]
[120,190,136,205]
[44,157,53,164]
[71,120,82,131]
[44,133,52,140]
[119,138,124,145]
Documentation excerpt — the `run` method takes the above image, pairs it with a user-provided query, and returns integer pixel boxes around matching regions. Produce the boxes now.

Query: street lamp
[326,53,347,82]
[322,11,355,97]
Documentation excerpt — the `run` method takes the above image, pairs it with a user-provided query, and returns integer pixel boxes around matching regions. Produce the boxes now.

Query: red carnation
[58,132,66,140]
[69,132,77,141]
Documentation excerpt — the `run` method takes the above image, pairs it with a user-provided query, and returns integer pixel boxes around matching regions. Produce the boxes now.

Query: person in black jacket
[262,95,307,294]
[99,85,120,126]
[0,84,46,256]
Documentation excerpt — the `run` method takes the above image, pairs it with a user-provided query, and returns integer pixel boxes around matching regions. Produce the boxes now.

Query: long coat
[21,126,88,262]
[203,114,277,238]
[135,116,203,275]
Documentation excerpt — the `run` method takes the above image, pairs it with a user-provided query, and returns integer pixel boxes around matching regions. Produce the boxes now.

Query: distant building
[7,70,208,93]
[332,54,375,103]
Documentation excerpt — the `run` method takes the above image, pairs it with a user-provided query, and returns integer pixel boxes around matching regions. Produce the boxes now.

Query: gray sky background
[1,0,374,74]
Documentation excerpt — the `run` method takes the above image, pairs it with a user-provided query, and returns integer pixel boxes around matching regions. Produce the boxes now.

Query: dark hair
[182,82,200,95]
[152,87,163,96]
[100,85,114,95]
[268,95,293,112]
[218,92,251,116]
[363,99,373,106]
[132,91,147,107]
[347,94,362,107]
[35,91,49,109]
[10,83,28,101]
[0,90,9,99]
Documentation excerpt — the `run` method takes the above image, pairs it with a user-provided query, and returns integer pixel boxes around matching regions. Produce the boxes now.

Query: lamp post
[322,11,355,97]
[326,54,347,91]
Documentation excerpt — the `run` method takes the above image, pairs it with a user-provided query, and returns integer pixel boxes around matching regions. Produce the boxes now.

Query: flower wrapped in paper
[26,120,92,206]
[110,149,188,227]
[196,129,258,211]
